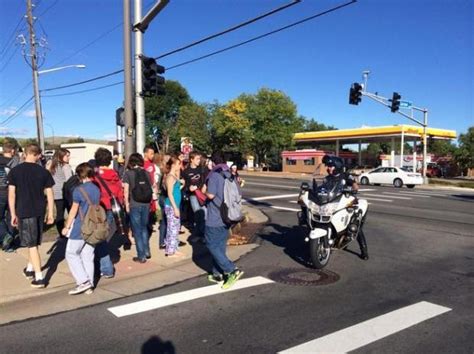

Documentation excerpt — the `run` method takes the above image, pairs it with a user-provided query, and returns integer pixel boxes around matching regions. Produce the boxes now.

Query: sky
[0,0,472,142]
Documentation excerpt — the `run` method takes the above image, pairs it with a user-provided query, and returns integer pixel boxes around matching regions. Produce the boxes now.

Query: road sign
[399,100,412,109]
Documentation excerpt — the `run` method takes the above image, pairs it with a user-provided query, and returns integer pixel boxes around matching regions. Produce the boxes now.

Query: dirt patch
[228,222,265,246]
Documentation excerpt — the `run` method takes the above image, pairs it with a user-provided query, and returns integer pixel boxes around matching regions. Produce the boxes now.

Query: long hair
[49,148,70,175]
[165,154,181,175]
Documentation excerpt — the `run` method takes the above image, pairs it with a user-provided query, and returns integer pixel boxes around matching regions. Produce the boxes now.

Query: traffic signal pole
[134,0,145,154]
[123,0,135,158]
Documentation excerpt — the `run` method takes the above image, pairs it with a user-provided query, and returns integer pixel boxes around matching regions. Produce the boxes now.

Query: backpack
[0,158,14,190]
[219,171,244,226]
[131,168,153,203]
[63,175,81,210]
[77,187,109,245]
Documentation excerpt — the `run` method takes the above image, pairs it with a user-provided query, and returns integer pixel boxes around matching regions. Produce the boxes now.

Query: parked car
[426,163,442,178]
[347,165,375,176]
[359,166,423,188]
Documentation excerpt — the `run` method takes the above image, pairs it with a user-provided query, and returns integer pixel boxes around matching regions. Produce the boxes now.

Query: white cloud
[0,107,18,116]
[23,109,37,118]
[0,127,29,136]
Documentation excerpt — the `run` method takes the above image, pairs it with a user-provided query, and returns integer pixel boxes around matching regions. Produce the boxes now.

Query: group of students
[3,141,245,294]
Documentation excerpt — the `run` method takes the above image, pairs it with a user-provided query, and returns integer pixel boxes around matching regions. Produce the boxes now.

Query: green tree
[455,126,474,173]
[66,137,85,143]
[176,102,212,154]
[240,88,302,164]
[211,99,253,155]
[145,80,192,153]
[302,118,337,132]
[428,139,457,156]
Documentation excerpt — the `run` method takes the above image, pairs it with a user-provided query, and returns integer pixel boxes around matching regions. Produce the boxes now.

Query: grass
[428,179,474,189]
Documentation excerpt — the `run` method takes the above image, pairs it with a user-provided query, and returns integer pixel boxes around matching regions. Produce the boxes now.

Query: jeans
[205,225,235,275]
[54,199,66,235]
[66,238,95,286]
[95,211,115,276]
[0,194,14,243]
[158,195,167,246]
[189,195,206,237]
[129,205,150,260]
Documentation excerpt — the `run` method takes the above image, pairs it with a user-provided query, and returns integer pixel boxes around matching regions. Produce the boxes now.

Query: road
[1,175,473,353]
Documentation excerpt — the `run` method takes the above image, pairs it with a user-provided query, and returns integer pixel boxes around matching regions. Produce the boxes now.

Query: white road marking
[246,194,299,202]
[279,301,451,353]
[270,206,301,212]
[364,193,411,200]
[108,276,274,318]
[245,181,301,190]
[358,188,376,192]
[362,196,393,202]
[383,191,430,198]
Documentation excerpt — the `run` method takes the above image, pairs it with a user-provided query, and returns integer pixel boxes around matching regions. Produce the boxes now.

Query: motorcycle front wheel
[310,237,331,269]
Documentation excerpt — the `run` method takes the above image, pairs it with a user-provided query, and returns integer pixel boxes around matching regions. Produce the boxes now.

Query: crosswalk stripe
[279,301,451,353]
[245,182,300,190]
[270,206,301,212]
[108,276,274,318]
[383,191,430,198]
[246,194,299,201]
[363,193,411,200]
[362,196,393,202]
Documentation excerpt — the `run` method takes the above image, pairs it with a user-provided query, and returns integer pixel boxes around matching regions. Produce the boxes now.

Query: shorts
[18,216,44,247]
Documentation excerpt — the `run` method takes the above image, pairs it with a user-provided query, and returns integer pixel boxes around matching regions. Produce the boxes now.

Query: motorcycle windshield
[312,177,344,204]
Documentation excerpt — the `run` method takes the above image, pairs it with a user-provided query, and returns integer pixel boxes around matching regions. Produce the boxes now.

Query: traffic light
[141,55,165,97]
[390,92,401,112]
[116,107,125,126]
[349,83,363,105]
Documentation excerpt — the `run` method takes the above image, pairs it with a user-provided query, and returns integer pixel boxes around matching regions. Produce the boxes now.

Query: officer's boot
[357,228,369,260]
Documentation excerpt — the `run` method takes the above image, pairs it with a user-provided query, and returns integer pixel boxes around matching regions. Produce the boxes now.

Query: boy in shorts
[8,144,54,288]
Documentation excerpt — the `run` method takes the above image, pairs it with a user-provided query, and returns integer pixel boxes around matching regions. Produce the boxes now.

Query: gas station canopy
[294,125,456,145]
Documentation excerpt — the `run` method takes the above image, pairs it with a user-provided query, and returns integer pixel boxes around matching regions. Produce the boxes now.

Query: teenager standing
[164,155,184,257]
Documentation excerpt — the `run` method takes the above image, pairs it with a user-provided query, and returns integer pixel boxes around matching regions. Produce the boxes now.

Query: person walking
[164,155,184,257]
[0,141,19,252]
[46,148,73,237]
[93,148,123,278]
[8,144,55,288]
[123,153,152,263]
[205,152,243,290]
[61,163,99,295]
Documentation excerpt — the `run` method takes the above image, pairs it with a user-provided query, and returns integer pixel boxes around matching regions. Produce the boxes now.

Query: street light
[32,64,86,151]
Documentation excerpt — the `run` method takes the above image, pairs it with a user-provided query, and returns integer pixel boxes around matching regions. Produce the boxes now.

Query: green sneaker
[221,269,244,290]
[207,274,224,284]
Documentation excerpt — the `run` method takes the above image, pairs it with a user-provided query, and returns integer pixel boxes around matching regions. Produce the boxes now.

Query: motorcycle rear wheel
[310,238,331,269]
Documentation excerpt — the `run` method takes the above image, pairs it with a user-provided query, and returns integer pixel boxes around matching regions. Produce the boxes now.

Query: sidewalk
[0,205,267,325]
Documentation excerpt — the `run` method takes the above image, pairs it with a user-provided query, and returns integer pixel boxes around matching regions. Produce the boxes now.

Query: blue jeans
[129,205,150,260]
[0,195,13,243]
[189,195,206,237]
[205,225,235,275]
[96,211,115,276]
[158,195,167,246]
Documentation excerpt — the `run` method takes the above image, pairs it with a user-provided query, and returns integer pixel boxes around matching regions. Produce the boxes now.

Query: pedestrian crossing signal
[349,83,363,105]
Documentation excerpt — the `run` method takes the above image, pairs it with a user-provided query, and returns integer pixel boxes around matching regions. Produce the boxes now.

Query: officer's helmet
[322,155,344,174]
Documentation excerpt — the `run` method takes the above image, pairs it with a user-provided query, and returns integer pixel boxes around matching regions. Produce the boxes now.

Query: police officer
[321,155,368,260]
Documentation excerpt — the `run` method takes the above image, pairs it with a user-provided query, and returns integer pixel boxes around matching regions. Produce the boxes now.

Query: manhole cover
[268,268,340,286]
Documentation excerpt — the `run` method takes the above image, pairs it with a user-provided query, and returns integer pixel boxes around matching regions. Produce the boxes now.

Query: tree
[145,80,192,153]
[211,99,253,155]
[176,102,212,154]
[428,139,457,156]
[66,137,84,143]
[302,118,336,132]
[240,88,302,164]
[455,126,474,173]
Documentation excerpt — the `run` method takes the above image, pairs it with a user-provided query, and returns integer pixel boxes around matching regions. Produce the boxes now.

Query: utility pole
[26,0,45,151]
[134,0,145,154]
[123,0,135,157]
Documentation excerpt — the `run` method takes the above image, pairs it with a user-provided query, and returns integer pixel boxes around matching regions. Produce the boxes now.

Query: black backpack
[63,175,81,210]
[132,169,153,203]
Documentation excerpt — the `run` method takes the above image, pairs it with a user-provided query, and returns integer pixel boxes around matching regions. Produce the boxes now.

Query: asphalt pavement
[0,175,472,353]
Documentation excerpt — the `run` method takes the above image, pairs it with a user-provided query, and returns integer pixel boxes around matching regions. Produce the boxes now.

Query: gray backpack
[219,171,244,226]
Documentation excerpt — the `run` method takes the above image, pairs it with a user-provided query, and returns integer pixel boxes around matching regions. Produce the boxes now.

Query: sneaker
[85,288,94,295]
[31,278,46,288]
[2,233,14,251]
[207,273,224,284]
[68,282,93,295]
[100,273,115,279]
[23,268,34,280]
[132,257,147,263]
[222,269,244,290]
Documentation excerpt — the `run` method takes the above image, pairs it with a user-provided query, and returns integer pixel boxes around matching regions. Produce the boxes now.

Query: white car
[358,166,423,188]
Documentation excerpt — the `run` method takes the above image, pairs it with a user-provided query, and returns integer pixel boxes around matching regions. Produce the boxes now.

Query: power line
[156,0,301,60]
[0,96,34,126]
[0,17,25,58]
[0,45,20,73]
[38,0,59,17]
[42,81,123,97]
[0,81,33,109]
[41,0,301,93]
[167,0,357,71]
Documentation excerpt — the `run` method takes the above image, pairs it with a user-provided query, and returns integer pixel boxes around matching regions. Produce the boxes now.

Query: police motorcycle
[298,156,369,269]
